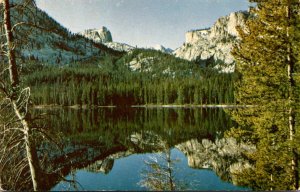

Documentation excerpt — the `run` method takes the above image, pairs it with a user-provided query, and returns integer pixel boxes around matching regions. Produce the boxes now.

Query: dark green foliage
[33,108,234,147]
[23,50,237,106]
[227,0,300,190]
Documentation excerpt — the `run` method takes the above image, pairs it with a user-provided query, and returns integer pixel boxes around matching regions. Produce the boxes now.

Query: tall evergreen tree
[229,0,300,190]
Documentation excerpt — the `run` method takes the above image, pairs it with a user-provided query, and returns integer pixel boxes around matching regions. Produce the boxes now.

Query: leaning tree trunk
[3,0,42,190]
[3,0,19,89]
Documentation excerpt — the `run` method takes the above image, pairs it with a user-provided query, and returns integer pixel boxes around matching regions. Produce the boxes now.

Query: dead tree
[1,0,42,190]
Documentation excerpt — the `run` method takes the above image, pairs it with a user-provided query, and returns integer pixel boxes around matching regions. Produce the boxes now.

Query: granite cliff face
[80,28,173,54]
[174,11,249,72]
[80,27,113,44]
[80,27,135,52]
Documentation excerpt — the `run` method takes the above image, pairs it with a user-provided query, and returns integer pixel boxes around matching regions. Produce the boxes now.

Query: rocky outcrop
[128,56,156,71]
[104,42,135,52]
[80,27,137,52]
[147,44,173,54]
[79,28,174,54]
[80,27,113,43]
[176,138,255,183]
[85,158,114,174]
[174,11,249,72]
[130,131,167,151]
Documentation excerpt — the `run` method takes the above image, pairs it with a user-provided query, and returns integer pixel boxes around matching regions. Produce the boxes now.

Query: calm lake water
[34,107,249,191]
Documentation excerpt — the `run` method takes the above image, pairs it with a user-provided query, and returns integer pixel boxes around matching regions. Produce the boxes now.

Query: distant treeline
[23,50,236,106]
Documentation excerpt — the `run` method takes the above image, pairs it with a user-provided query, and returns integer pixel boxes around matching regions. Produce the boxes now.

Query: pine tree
[229,0,300,190]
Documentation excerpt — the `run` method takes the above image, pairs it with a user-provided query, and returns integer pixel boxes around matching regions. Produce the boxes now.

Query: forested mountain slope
[0,0,123,65]
[24,49,237,106]
[1,0,239,106]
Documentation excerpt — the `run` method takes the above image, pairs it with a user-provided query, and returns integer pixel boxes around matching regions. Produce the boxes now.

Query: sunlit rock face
[176,138,255,182]
[128,56,156,72]
[174,11,249,72]
[146,44,173,54]
[80,27,113,44]
[104,42,135,52]
[80,27,137,52]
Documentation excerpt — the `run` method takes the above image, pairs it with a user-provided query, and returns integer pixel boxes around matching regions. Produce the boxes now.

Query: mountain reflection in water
[30,108,252,190]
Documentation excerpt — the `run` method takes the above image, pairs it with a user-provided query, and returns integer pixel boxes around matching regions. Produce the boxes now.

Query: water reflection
[54,149,248,191]
[139,148,186,191]
[2,107,251,190]
[177,138,255,184]
[0,99,60,191]
[40,107,249,190]
[2,104,298,190]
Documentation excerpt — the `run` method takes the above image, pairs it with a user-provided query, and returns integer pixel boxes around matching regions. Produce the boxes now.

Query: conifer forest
[0,0,300,191]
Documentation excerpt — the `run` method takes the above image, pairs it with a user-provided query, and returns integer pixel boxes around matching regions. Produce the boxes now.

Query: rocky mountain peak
[211,11,247,37]
[147,44,173,54]
[79,27,136,52]
[174,11,249,73]
[80,26,113,43]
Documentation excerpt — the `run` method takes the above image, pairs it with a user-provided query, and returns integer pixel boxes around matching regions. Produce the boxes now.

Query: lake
[33,107,250,191]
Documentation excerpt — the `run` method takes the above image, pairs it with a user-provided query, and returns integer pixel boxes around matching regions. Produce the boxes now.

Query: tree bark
[12,101,42,191]
[286,1,299,189]
[3,0,19,90]
[166,150,175,191]
[2,0,42,190]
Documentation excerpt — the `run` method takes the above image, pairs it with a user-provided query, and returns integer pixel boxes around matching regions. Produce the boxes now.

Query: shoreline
[131,104,250,108]
[32,104,251,109]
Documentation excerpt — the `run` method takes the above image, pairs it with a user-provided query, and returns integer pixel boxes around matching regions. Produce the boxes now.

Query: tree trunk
[3,0,42,190]
[166,150,175,191]
[3,0,19,90]
[12,101,42,190]
[0,179,3,191]
[286,2,299,189]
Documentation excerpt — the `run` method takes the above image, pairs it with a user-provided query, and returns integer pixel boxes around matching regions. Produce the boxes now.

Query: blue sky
[36,0,250,49]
